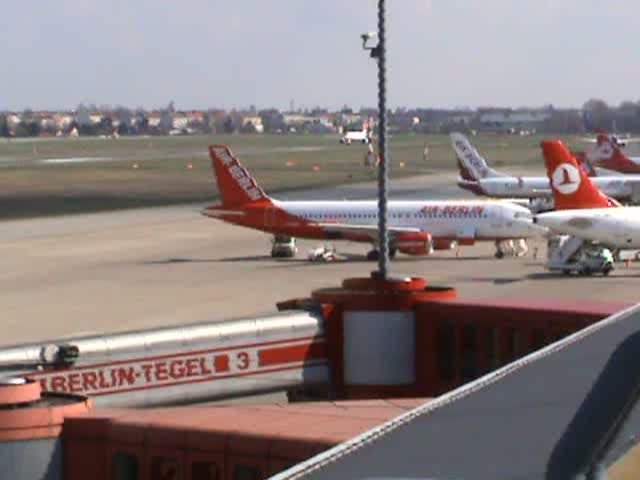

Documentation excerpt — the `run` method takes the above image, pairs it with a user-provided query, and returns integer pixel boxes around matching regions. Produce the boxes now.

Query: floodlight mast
[362,0,390,279]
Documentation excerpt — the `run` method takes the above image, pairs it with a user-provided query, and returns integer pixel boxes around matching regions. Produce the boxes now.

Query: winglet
[541,140,614,210]
[209,145,269,207]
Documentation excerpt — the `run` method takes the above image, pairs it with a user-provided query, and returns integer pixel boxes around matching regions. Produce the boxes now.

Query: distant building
[7,114,21,129]
[74,105,91,126]
[477,108,552,132]
[148,111,161,128]
[54,114,74,130]
[159,110,174,131]
[172,113,188,130]
[242,115,264,133]
[283,114,315,126]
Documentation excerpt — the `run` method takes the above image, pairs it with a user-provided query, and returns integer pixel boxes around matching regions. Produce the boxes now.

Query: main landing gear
[366,248,396,261]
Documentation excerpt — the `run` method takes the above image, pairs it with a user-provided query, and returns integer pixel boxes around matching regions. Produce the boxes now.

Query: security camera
[361,32,378,50]
[361,32,377,42]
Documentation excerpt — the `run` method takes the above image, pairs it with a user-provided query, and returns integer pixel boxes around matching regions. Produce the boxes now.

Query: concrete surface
[3,172,640,346]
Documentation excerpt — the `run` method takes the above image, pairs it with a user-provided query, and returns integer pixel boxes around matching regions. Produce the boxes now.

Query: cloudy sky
[2,1,639,111]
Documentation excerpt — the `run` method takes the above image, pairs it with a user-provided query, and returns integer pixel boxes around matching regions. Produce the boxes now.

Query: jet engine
[395,232,434,256]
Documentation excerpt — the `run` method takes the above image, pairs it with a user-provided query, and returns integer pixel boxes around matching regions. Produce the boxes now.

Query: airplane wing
[317,223,421,241]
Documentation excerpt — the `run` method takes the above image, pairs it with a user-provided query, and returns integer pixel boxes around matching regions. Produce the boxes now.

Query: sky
[2,0,639,111]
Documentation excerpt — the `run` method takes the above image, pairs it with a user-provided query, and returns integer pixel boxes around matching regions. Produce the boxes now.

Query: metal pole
[376,0,390,278]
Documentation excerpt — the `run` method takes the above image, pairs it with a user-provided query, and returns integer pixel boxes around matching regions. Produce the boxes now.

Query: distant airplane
[578,133,640,174]
[533,140,640,249]
[579,132,638,148]
[451,132,640,203]
[202,145,546,260]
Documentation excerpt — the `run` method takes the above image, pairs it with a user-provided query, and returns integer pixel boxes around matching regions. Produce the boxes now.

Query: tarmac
[4,171,640,347]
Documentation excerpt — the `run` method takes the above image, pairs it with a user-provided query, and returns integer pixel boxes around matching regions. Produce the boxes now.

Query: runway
[4,172,640,347]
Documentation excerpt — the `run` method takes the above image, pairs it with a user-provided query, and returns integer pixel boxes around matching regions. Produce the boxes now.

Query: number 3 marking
[236,352,250,370]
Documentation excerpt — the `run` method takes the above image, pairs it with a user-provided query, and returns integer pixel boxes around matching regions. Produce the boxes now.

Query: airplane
[451,132,640,203]
[201,144,547,260]
[533,140,640,249]
[578,133,640,174]
[579,131,640,148]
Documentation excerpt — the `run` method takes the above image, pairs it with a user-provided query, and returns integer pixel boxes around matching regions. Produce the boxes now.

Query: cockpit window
[514,211,532,220]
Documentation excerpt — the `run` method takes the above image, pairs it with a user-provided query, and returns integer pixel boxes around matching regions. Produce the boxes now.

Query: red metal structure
[1,273,629,480]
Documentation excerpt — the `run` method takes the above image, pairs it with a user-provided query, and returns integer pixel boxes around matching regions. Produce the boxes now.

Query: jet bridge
[0,310,329,408]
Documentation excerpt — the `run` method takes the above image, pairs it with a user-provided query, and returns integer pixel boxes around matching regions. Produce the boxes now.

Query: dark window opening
[513,329,523,358]
[192,460,220,480]
[112,452,139,480]
[151,456,182,480]
[437,322,455,383]
[234,465,261,480]
[504,328,515,363]
[483,327,500,373]
[460,324,477,382]
[504,328,523,363]
[531,329,546,352]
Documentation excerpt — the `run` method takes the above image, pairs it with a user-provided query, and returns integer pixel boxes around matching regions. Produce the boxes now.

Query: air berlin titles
[28,340,325,395]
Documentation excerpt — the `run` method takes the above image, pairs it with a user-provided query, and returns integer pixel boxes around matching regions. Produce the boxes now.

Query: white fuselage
[275,199,546,241]
[472,176,640,201]
[535,207,640,248]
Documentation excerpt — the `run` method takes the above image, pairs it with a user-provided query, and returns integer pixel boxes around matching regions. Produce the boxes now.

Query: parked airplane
[580,132,639,148]
[579,133,640,174]
[451,132,640,203]
[533,140,640,248]
[202,145,547,260]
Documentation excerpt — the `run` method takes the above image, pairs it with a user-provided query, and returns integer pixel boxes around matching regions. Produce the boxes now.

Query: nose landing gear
[495,239,528,259]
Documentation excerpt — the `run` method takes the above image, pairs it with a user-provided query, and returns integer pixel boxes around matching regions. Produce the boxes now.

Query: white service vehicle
[307,245,338,262]
[271,235,298,258]
[546,235,614,276]
[340,129,370,145]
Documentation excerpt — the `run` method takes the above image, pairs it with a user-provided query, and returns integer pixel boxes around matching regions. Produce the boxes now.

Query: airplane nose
[531,222,549,237]
[517,218,548,237]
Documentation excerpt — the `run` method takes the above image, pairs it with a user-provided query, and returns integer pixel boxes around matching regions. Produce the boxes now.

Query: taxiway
[3,172,640,346]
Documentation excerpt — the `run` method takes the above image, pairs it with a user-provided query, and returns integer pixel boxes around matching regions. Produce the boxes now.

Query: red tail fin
[541,140,613,210]
[209,145,269,207]
[595,143,640,173]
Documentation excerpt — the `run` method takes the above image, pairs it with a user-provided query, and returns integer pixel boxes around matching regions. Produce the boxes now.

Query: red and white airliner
[451,132,640,203]
[580,133,640,174]
[202,145,547,260]
[534,140,640,248]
